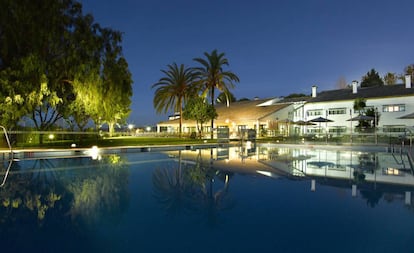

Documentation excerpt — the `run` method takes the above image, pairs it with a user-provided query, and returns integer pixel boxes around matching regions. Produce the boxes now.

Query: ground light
[88,145,101,160]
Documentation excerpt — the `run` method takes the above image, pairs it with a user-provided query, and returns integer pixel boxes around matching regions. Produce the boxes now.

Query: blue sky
[80,0,414,126]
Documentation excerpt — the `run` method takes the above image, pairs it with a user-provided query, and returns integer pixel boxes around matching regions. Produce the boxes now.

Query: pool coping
[0,142,409,160]
[0,143,222,160]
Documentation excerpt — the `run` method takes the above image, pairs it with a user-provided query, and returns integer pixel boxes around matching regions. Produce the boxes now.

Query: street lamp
[128,124,134,136]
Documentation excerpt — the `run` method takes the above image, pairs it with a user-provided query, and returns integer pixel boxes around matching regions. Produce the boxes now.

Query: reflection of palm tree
[360,189,383,208]
[30,159,59,192]
[152,150,191,216]
[202,171,234,226]
[189,149,235,226]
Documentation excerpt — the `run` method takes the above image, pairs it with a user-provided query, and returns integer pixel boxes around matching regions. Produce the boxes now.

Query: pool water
[1,146,414,252]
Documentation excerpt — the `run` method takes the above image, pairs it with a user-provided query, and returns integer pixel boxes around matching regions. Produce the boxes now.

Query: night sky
[80,0,414,126]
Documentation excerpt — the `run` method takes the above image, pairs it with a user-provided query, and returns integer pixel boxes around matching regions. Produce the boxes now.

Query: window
[328,108,347,115]
[383,125,406,133]
[307,109,323,117]
[328,127,346,133]
[383,104,405,112]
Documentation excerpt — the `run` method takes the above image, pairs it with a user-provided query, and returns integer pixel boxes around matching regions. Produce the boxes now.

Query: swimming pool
[1,145,413,252]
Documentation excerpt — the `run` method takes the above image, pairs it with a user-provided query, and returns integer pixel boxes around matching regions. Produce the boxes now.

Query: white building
[156,76,414,139]
[295,75,414,137]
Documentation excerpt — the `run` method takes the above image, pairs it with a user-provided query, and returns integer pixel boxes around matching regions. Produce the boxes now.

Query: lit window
[383,104,405,112]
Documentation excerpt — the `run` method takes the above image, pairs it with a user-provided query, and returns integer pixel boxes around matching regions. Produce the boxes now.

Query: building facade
[296,77,414,138]
[156,76,414,139]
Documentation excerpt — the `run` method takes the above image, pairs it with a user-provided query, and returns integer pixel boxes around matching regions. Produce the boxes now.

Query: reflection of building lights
[48,134,55,140]
[89,145,101,160]
[245,141,252,149]
[386,168,399,175]
[256,170,272,177]
[352,184,357,197]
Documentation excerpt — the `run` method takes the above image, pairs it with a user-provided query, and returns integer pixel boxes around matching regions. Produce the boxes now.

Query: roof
[309,84,414,103]
[215,99,291,122]
[157,99,291,126]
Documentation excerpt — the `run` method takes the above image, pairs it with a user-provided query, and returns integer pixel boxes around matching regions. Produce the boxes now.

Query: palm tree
[216,91,236,106]
[193,50,239,138]
[152,63,196,136]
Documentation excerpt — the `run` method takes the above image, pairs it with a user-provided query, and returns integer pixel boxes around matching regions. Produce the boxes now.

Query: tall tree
[152,63,196,136]
[383,72,398,85]
[193,50,239,138]
[353,97,367,114]
[0,0,82,130]
[360,69,384,87]
[0,0,132,136]
[400,64,414,82]
[97,29,133,137]
[183,97,217,138]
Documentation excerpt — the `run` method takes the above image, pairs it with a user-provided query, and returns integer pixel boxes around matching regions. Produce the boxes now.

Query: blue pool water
[1,145,414,252]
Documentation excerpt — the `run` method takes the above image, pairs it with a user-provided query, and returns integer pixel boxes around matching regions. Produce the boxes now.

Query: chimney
[352,80,358,94]
[405,74,411,88]
[312,85,317,98]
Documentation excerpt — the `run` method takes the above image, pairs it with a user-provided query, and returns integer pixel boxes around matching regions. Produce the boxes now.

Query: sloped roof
[309,84,414,103]
[215,99,290,122]
[157,99,291,126]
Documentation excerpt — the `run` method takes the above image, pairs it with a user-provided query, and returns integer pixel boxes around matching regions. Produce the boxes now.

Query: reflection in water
[257,145,414,208]
[0,146,413,252]
[153,149,234,225]
[153,149,235,226]
[0,154,130,227]
[152,150,191,216]
[158,145,414,210]
[0,160,62,221]
[67,154,130,227]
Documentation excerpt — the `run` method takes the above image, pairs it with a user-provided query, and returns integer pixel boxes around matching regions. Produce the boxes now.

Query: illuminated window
[385,168,400,175]
[383,104,405,112]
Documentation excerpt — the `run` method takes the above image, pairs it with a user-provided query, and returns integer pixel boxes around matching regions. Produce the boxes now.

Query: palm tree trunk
[210,88,215,139]
[179,97,182,137]
[179,107,182,138]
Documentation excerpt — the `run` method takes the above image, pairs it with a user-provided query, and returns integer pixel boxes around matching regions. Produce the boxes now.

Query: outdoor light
[128,124,134,130]
[146,126,151,132]
[48,134,55,140]
[89,145,101,160]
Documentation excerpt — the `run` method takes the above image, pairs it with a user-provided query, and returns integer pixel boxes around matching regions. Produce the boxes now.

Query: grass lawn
[10,136,217,149]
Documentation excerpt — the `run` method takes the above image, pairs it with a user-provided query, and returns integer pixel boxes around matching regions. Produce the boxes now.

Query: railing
[0,125,13,187]
[0,125,12,153]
